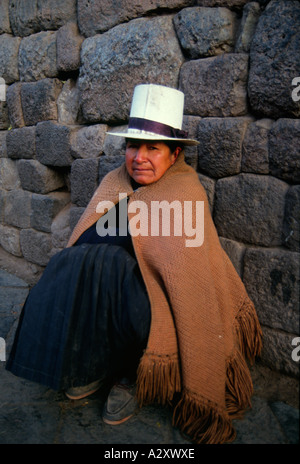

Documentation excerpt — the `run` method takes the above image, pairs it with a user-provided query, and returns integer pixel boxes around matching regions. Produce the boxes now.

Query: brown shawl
[67,153,262,444]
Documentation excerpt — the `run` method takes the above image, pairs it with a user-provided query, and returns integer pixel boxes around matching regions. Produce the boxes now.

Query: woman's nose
[134,144,147,162]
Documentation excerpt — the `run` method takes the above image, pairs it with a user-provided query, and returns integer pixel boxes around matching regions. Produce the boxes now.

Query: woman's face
[125,140,181,185]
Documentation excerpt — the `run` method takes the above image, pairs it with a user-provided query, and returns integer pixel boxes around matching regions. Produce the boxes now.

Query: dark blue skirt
[6,243,151,391]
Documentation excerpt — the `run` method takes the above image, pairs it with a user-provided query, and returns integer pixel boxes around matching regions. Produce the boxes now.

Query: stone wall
[0,0,299,379]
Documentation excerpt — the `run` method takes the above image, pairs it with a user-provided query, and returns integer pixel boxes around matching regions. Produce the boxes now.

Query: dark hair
[125,138,184,153]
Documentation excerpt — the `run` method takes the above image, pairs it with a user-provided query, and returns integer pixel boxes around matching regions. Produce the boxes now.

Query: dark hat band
[128,117,188,139]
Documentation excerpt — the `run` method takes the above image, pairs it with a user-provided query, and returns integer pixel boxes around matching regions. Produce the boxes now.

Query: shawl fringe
[234,296,263,364]
[136,353,181,406]
[172,390,236,444]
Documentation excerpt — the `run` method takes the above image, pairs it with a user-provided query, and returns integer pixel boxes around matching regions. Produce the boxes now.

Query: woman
[6,84,262,444]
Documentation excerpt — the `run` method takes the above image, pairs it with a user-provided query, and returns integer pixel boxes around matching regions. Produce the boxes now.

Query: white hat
[106,84,199,146]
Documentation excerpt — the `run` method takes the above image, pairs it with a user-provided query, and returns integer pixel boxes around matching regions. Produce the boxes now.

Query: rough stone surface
[0,0,11,34]
[20,228,53,266]
[6,126,36,160]
[214,174,289,246]
[198,173,215,211]
[4,189,32,228]
[243,247,299,335]
[36,121,74,167]
[78,16,184,123]
[31,192,70,233]
[57,80,82,125]
[196,0,249,7]
[19,31,57,82]
[0,131,8,158]
[21,78,63,126]
[282,185,300,253]
[98,155,125,183]
[77,0,194,36]
[173,7,238,58]
[248,0,300,118]
[0,225,21,257]
[50,204,71,250]
[259,326,299,378]
[269,119,300,184]
[17,159,65,194]
[235,1,261,53]
[70,158,100,207]
[9,0,77,37]
[219,236,245,277]
[180,54,249,117]
[0,158,20,190]
[0,34,21,84]
[197,117,251,178]
[56,23,84,72]
[0,101,9,130]
[70,124,107,159]
[242,118,272,174]
[6,82,25,129]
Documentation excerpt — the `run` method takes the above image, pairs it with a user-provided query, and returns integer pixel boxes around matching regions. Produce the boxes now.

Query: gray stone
[235,2,261,53]
[56,22,84,72]
[70,124,107,159]
[0,34,21,84]
[180,54,249,117]
[269,119,300,183]
[0,131,8,158]
[98,155,125,183]
[248,0,300,118]
[77,0,194,36]
[0,158,20,190]
[4,189,32,228]
[57,80,82,125]
[6,82,25,129]
[269,401,299,444]
[0,189,6,222]
[182,116,201,170]
[242,119,272,174]
[0,101,9,130]
[6,126,36,160]
[20,228,52,266]
[31,191,70,232]
[197,117,251,178]
[219,237,245,278]
[243,247,299,335]
[259,326,299,378]
[19,31,57,82]
[17,159,65,194]
[0,0,11,33]
[70,158,100,207]
[36,121,74,167]
[9,0,77,37]
[198,173,215,212]
[173,7,238,58]
[69,206,85,231]
[50,203,71,249]
[214,174,289,246]
[196,0,248,7]
[0,224,21,257]
[103,126,127,158]
[282,185,300,252]
[78,16,184,123]
[21,78,63,126]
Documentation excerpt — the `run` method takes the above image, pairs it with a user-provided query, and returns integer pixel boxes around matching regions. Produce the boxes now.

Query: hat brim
[106,130,199,146]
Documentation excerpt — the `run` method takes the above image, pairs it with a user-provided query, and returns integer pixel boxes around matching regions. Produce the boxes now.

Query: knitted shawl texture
[67,153,262,444]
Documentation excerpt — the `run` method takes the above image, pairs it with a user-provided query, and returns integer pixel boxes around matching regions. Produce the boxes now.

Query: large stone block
[35,121,74,167]
[242,119,272,174]
[98,155,125,183]
[71,158,100,207]
[6,82,25,129]
[0,158,20,190]
[19,31,57,82]
[56,23,84,72]
[173,7,237,58]
[20,228,52,266]
[70,124,107,159]
[269,119,300,184]
[235,1,261,53]
[17,159,65,194]
[219,237,245,278]
[78,16,184,123]
[6,126,36,160]
[21,78,63,126]
[180,54,249,117]
[282,185,300,253]
[0,0,11,34]
[197,117,251,177]
[57,80,82,125]
[77,0,194,36]
[31,191,70,232]
[50,203,71,250]
[4,189,32,228]
[248,0,300,118]
[0,101,9,130]
[0,224,21,257]
[9,0,77,37]
[196,0,248,7]
[0,131,7,158]
[243,247,299,335]
[214,173,289,246]
[259,326,299,378]
[0,34,21,84]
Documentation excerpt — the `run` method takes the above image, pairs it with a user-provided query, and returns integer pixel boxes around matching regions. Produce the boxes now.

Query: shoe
[102,381,138,425]
[65,379,102,400]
